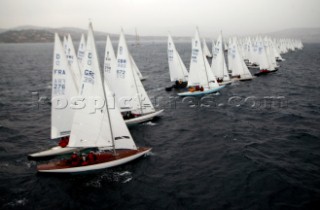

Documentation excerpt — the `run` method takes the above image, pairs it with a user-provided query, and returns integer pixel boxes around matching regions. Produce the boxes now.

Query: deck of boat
[37,147,150,171]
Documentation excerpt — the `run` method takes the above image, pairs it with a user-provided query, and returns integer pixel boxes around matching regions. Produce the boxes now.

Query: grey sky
[0,0,319,37]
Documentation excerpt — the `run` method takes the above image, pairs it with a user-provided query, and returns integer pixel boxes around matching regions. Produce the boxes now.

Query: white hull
[28,146,80,158]
[38,148,151,173]
[29,109,163,158]
[124,110,164,126]
[178,86,225,97]
[231,76,254,81]
[219,80,232,86]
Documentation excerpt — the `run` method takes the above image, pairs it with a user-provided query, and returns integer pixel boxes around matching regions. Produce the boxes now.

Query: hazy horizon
[1,0,320,37]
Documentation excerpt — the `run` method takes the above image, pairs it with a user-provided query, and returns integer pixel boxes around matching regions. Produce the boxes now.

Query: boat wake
[143,121,157,126]
[85,170,133,187]
[3,198,28,208]
[144,151,156,157]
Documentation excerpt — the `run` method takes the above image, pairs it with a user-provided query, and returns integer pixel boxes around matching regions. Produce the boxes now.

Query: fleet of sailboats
[29,22,303,173]
[37,23,151,173]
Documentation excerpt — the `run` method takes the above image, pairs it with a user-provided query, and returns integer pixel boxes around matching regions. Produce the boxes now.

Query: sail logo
[168,49,173,61]
[105,51,111,61]
[192,49,198,62]
[117,70,126,79]
[117,59,127,68]
[54,69,66,75]
[55,54,61,65]
[84,69,95,79]
[53,79,65,95]
[84,69,95,84]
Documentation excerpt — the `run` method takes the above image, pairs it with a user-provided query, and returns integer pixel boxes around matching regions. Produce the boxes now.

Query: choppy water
[0,41,319,210]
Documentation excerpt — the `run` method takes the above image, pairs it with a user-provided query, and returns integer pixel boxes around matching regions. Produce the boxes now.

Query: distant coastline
[0,26,319,43]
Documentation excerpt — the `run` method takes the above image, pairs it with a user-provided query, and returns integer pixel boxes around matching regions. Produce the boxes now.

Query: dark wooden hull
[37,147,151,173]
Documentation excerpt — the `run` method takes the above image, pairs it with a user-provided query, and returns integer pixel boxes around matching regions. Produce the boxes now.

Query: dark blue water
[0,41,319,210]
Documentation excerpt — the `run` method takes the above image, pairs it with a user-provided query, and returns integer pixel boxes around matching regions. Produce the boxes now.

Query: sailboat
[203,38,213,58]
[28,33,80,158]
[178,28,225,97]
[103,30,163,126]
[166,33,188,91]
[37,23,151,173]
[211,32,231,85]
[228,37,253,81]
[254,37,278,76]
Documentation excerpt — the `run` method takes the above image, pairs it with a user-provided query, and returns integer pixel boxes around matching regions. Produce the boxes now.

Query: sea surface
[0,40,319,210]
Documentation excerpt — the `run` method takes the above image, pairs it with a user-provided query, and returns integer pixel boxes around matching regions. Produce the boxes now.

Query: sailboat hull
[178,85,225,97]
[125,110,164,126]
[37,147,151,173]
[254,69,278,76]
[28,146,81,159]
[231,76,254,81]
[219,81,232,86]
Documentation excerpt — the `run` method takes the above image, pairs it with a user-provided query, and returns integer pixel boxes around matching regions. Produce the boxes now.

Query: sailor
[71,151,79,166]
[87,151,97,164]
[81,153,88,166]
[58,136,69,148]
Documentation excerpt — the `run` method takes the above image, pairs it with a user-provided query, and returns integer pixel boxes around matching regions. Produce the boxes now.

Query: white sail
[257,38,270,70]
[63,36,68,54]
[227,38,233,71]
[188,28,219,90]
[230,37,253,79]
[65,34,82,91]
[264,37,277,70]
[131,54,145,80]
[167,34,188,82]
[113,29,155,115]
[68,23,136,150]
[77,34,86,65]
[51,33,78,139]
[103,35,117,94]
[202,38,212,57]
[211,32,230,81]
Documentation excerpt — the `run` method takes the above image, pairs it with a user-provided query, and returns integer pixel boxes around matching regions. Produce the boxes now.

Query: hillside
[0,26,319,43]
[0,26,133,43]
[0,29,54,43]
[268,28,320,43]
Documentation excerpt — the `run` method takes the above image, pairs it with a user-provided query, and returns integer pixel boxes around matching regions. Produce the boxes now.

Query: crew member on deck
[71,151,80,166]
[81,153,88,166]
[59,136,69,148]
[87,151,97,164]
